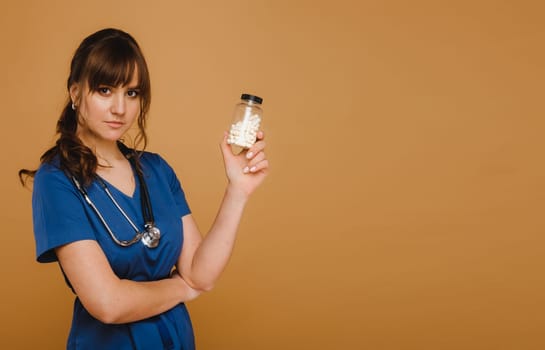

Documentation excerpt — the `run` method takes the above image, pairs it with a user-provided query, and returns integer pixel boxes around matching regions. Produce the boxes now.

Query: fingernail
[246,151,253,159]
[243,166,250,173]
[250,166,257,172]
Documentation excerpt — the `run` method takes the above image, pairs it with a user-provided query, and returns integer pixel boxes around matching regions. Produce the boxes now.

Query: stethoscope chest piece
[142,225,161,248]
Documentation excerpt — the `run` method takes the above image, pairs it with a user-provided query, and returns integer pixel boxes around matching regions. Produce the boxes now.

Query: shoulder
[32,160,84,207]
[137,150,185,191]
[34,158,72,189]
[138,150,164,165]
[138,150,176,174]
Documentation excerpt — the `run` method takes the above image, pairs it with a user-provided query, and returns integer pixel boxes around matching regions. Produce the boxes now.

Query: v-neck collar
[97,173,140,200]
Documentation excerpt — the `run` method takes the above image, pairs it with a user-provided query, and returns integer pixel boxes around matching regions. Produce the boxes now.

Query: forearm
[182,185,248,290]
[99,276,195,324]
[180,132,268,290]
[56,241,200,325]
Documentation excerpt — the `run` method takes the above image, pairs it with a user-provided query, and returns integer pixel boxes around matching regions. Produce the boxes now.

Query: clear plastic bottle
[227,93,263,155]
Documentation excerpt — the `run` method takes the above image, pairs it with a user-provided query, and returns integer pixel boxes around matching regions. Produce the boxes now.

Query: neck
[78,133,125,166]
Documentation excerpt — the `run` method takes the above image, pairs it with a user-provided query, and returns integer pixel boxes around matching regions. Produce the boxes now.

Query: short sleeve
[32,164,96,263]
[155,155,191,218]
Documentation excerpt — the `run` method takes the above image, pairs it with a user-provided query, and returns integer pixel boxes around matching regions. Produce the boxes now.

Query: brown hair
[19,28,151,186]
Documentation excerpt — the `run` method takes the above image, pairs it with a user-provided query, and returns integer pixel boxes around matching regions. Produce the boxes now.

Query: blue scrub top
[32,151,195,350]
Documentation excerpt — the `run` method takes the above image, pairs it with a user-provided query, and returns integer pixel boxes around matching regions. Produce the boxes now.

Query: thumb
[219,131,231,156]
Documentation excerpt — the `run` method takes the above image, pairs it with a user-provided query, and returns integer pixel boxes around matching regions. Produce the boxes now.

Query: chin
[101,133,126,143]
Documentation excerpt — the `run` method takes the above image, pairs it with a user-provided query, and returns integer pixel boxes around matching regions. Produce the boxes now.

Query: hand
[170,269,201,301]
[220,130,270,198]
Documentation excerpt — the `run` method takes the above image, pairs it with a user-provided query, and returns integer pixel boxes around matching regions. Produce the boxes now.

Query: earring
[71,102,76,110]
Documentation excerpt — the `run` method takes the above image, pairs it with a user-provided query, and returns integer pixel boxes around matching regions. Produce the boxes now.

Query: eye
[127,90,140,98]
[97,87,111,95]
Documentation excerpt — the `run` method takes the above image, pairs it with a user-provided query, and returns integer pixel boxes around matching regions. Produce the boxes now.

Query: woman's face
[73,72,141,147]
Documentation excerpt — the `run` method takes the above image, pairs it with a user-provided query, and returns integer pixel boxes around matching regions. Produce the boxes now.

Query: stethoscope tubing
[68,144,159,248]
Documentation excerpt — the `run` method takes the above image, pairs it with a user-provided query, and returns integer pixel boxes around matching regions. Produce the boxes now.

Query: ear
[69,83,81,106]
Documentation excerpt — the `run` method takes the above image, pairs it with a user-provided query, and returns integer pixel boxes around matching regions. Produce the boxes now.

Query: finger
[246,152,266,170]
[248,159,269,173]
[245,140,266,159]
[256,130,265,140]
[220,131,233,157]
[244,157,269,174]
[220,131,229,147]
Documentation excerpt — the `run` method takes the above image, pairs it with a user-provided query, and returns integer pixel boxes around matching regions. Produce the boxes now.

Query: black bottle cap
[241,94,263,104]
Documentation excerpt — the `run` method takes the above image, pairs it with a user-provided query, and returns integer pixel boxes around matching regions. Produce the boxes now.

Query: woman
[19,28,268,350]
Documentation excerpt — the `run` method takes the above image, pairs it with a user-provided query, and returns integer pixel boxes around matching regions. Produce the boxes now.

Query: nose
[111,93,126,116]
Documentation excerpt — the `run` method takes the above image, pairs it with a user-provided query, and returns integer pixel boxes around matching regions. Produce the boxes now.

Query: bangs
[84,37,145,91]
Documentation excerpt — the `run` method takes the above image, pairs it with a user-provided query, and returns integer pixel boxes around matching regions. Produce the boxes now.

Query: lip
[105,121,125,128]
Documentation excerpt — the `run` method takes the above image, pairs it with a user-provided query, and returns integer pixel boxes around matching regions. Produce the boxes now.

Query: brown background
[1,0,544,349]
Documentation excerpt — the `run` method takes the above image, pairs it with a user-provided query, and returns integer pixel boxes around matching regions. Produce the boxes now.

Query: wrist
[169,273,196,302]
[225,184,250,205]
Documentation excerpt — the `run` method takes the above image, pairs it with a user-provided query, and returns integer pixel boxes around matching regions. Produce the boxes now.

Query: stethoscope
[71,144,161,248]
